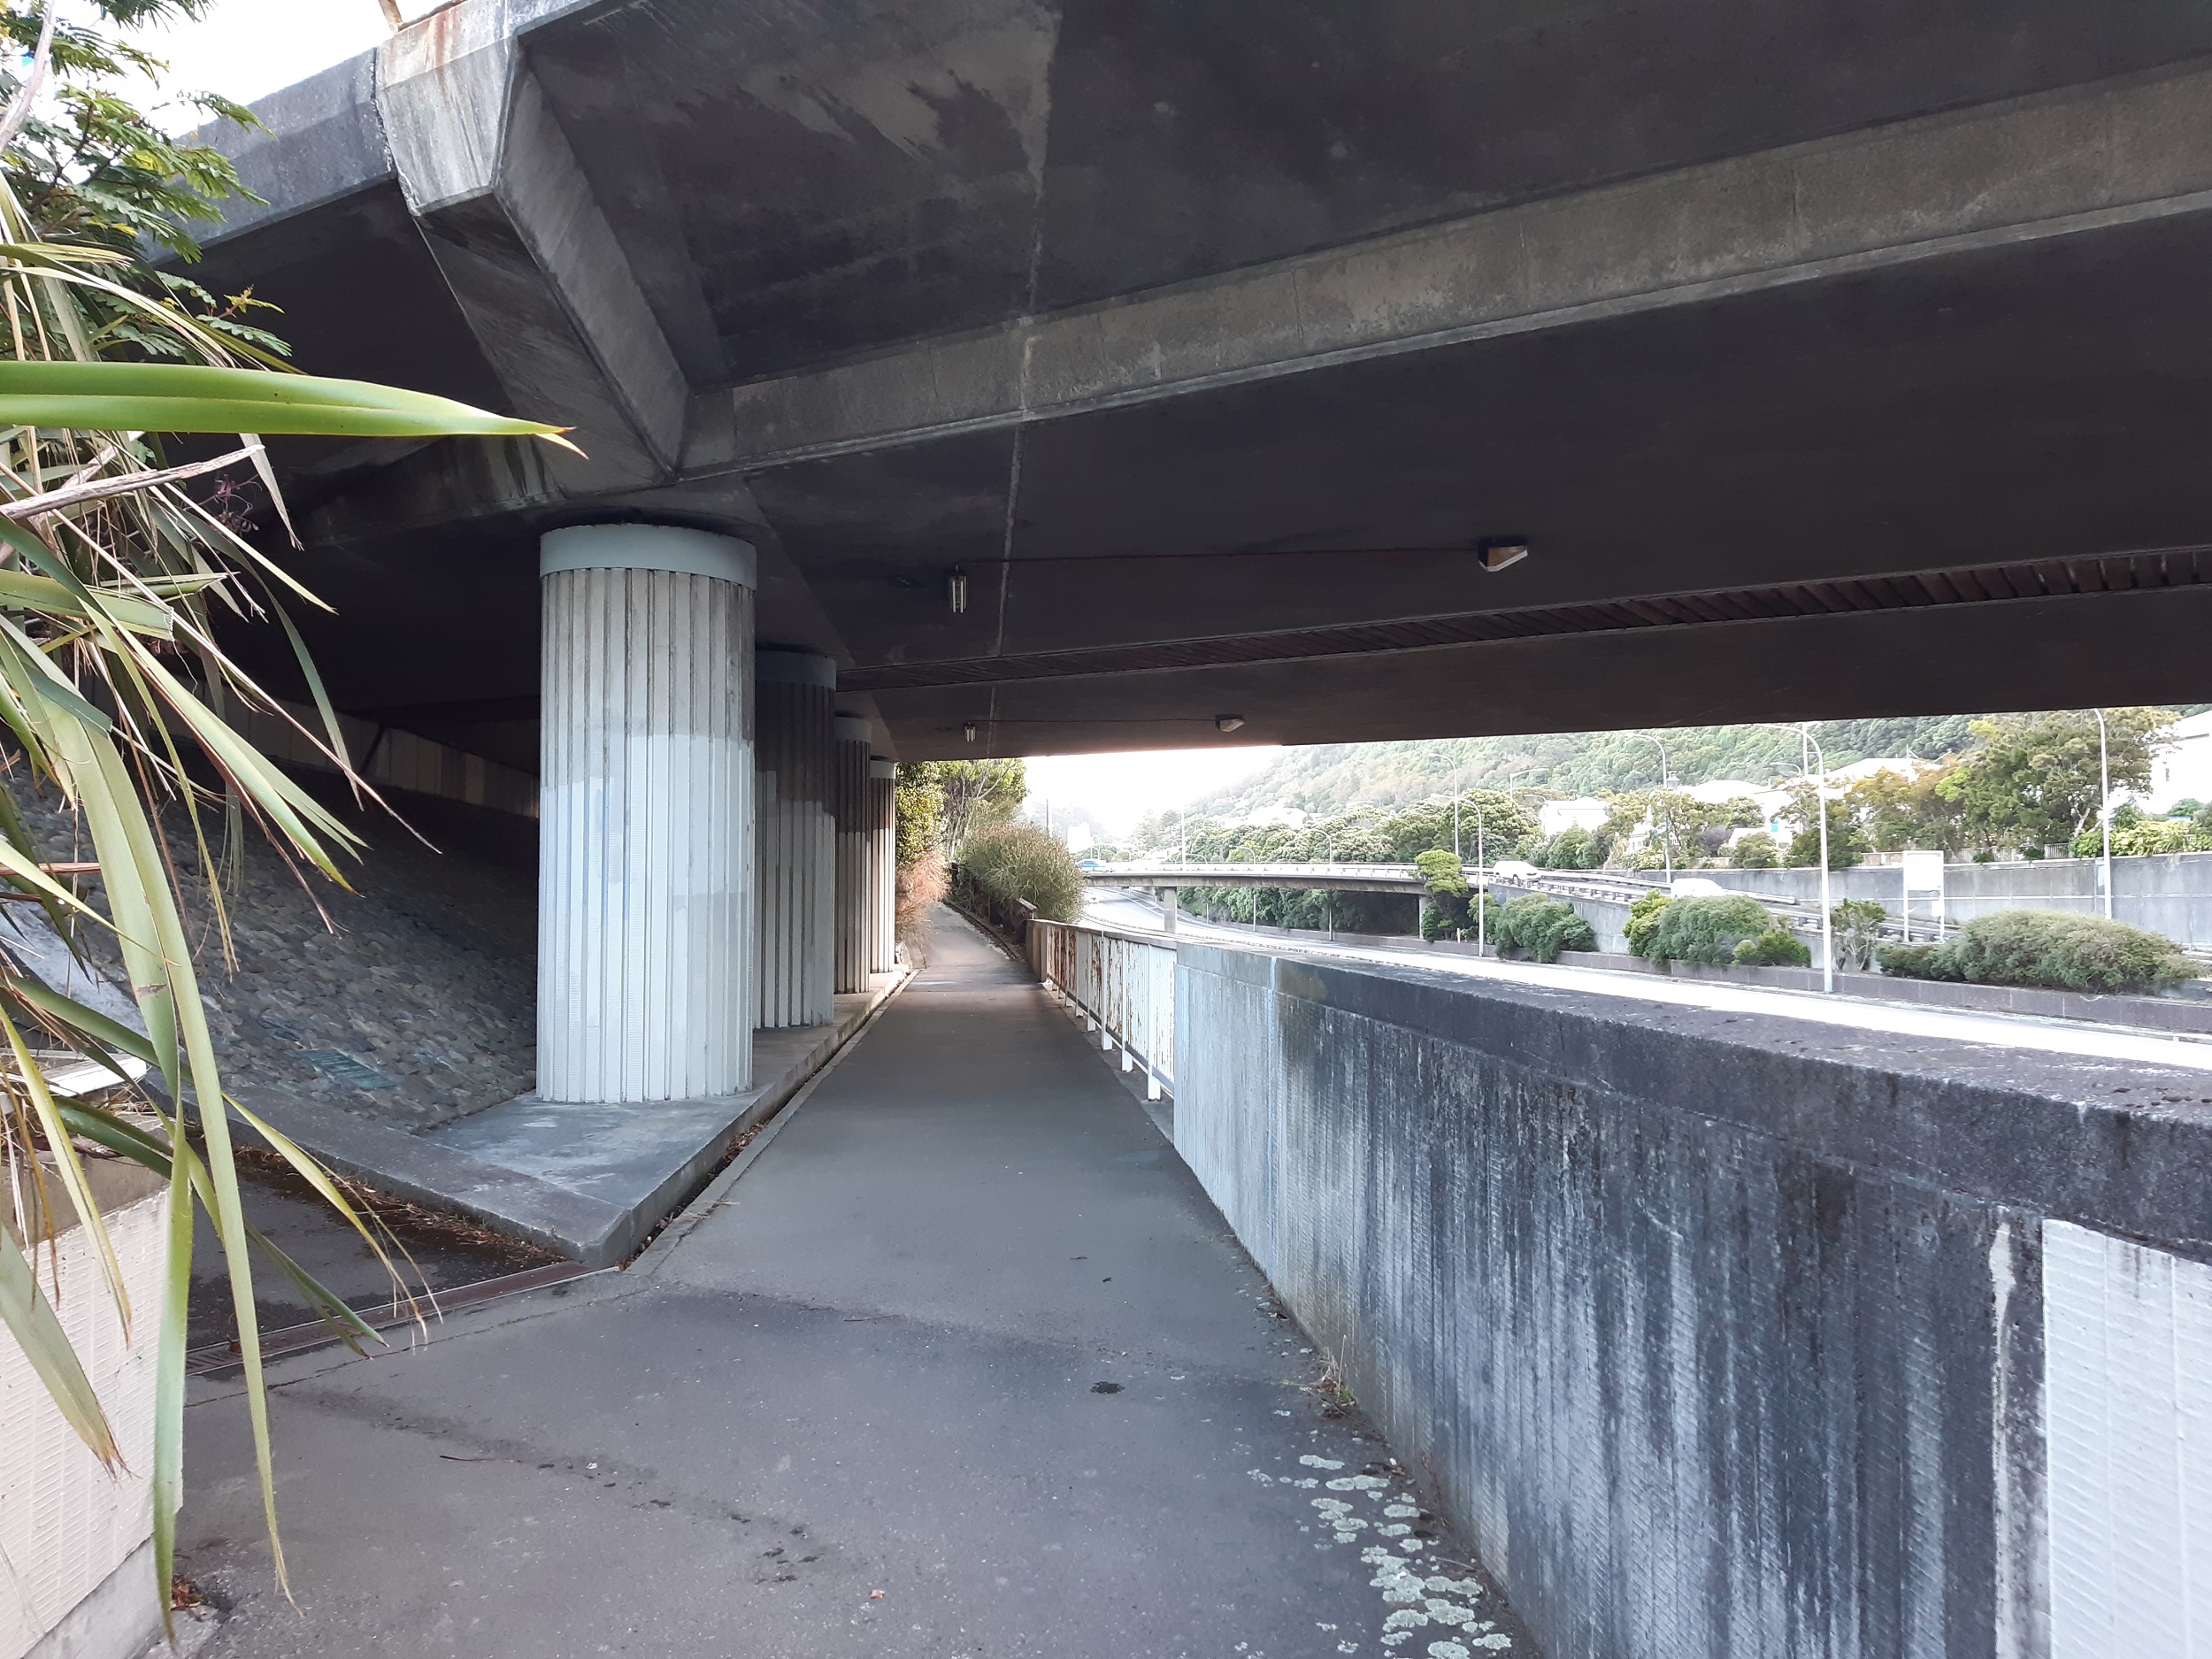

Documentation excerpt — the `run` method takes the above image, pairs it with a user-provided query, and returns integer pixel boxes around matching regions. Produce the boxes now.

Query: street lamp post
[2094,708,2114,920]
[1763,722,1836,993]
[1478,801,1495,956]
[1638,733,1674,882]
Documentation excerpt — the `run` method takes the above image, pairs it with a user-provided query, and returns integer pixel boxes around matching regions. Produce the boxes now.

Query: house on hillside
[1537,797,1609,836]
[2146,710,2212,810]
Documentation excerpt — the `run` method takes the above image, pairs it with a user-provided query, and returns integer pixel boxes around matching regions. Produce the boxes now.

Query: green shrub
[1414,848,1468,895]
[1912,909,2194,994]
[1728,832,1778,869]
[1732,926,1811,967]
[1624,891,1671,957]
[1877,943,1955,979]
[2070,816,2212,857]
[1422,890,1498,941]
[1539,827,1588,869]
[956,821,1083,923]
[1493,895,1596,963]
[1647,895,1772,965]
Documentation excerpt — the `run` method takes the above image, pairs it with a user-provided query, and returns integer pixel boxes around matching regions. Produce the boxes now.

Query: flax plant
[0,24,569,1630]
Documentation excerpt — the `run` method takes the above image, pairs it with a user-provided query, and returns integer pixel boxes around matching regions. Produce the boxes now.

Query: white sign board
[1899,849,1945,941]
[1901,849,1945,892]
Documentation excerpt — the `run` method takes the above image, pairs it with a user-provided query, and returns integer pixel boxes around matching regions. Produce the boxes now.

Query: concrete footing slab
[235,971,906,1266]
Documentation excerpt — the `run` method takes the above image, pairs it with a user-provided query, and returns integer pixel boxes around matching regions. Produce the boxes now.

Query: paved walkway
[179,909,1522,1658]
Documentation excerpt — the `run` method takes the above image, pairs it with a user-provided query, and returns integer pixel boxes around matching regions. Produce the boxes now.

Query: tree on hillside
[1600,790,1762,870]
[907,758,1026,852]
[1851,765,1968,853]
[1382,791,1540,862]
[1780,787,1870,869]
[1939,709,2173,852]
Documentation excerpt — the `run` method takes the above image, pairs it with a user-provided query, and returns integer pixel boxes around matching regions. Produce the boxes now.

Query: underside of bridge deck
[187,2,2212,768]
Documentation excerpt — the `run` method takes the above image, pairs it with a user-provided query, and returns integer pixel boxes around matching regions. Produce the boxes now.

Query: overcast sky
[124,0,402,111]
[1022,748,1284,841]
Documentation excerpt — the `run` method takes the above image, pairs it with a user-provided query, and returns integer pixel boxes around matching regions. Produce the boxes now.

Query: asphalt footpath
[177,906,1530,1659]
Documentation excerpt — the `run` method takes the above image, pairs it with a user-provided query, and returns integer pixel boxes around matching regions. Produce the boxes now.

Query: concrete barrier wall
[1171,938,2212,1659]
[1712,854,2212,947]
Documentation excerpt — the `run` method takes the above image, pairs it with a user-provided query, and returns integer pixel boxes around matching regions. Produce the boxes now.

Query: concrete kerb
[234,968,912,1269]
[628,963,912,1278]
[186,970,915,1390]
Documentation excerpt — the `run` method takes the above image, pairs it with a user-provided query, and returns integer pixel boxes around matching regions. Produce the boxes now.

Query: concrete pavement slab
[174,910,1532,1657]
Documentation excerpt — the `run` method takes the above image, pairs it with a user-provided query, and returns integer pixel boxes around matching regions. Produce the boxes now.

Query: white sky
[120,0,418,111]
[1021,747,1283,840]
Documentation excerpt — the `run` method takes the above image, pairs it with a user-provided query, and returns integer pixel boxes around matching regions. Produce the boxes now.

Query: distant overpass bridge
[1083,861,1440,896]
[1083,861,1948,947]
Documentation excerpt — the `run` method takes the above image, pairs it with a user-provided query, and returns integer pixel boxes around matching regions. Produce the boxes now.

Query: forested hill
[1188,710,2206,818]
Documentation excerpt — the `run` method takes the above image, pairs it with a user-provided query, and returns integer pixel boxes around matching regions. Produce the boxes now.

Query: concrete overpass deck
[169,3,2212,768]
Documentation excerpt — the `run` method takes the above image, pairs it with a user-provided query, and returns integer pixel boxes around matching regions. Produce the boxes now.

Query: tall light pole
[2095,707,2114,919]
[1452,765,1462,860]
[1763,722,1835,994]
[1476,796,1487,955]
[1638,733,1673,882]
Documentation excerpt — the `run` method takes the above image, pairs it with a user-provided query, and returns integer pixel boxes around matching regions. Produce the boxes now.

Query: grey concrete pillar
[756,649,835,1028]
[537,525,755,1102]
[867,758,898,973]
[831,716,872,995]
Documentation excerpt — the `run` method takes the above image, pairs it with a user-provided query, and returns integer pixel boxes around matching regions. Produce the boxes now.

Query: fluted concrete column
[537,525,755,1102]
[831,717,873,995]
[756,650,835,1027]
[867,758,897,973]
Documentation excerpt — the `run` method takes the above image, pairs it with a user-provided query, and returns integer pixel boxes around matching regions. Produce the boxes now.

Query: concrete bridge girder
[712,64,2212,472]
[181,5,2212,763]
[376,18,689,495]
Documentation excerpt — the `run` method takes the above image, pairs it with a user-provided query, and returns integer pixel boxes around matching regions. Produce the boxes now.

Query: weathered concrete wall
[1713,855,2212,947]
[5,776,536,1131]
[1173,939,2212,1659]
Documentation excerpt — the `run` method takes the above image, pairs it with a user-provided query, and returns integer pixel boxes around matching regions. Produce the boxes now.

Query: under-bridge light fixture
[1216,715,1246,733]
[1477,536,1530,572]
[963,720,978,744]
[948,567,969,613]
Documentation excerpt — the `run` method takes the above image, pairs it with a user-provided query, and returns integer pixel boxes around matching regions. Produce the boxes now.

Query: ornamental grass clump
[1879,908,2194,995]
[956,820,1083,923]
[1492,895,1595,963]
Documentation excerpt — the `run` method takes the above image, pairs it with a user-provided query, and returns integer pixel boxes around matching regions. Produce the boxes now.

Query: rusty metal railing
[1029,919,1177,1100]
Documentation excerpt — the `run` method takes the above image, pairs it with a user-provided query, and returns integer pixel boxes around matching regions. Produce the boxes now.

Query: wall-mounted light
[963,720,978,744]
[948,567,969,614]
[1216,715,1245,733]
[1477,536,1530,572]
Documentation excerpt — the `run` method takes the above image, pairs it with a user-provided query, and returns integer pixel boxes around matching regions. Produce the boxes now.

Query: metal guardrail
[1030,918,1176,1100]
